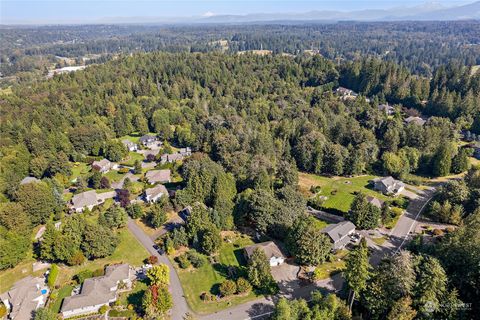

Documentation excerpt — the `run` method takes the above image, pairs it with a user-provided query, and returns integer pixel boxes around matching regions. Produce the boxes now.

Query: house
[244,241,286,267]
[122,139,138,152]
[144,184,169,203]
[61,264,131,318]
[378,104,394,115]
[20,176,41,185]
[335,87,358,100]
[91,159,117,173]
[160,153,184,164]
[0,276,49,320]
[179,147,192,156]
[321,221,356,250]
[366,196,385,209]
[404,116,426,126]
[139,135,158,147]
[70,190,102,213]
[373,176,405,196]
[145,169,171,184]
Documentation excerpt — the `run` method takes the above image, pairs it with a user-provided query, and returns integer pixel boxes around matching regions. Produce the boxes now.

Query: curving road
[127,218,191,320]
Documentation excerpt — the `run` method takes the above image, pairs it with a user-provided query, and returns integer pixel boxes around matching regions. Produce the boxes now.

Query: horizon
[0,0,477,25]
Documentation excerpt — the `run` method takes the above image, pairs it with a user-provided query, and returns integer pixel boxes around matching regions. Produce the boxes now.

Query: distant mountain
[200,1,480,23]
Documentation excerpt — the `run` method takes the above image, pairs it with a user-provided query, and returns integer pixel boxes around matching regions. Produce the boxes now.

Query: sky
[0,0,475,24]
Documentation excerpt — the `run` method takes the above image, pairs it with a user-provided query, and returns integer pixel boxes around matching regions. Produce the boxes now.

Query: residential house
[378,104,394,115]
[335,87,358,100]
[366,196,385,209]
[0,276,49,320]
[20,176,41,185]
[122,139,138,152]
[92,159,117,173]
[70,190,102,213]
[139,135,158,148]
[160,153,184,164]
[244,241,286,267]
[404,116,426,126]
[321,221,356,250]
[145,169,171,184]
[144,184,169,203]
[61,264,132,318]
[373,176,405,196]
[179,147,192,156]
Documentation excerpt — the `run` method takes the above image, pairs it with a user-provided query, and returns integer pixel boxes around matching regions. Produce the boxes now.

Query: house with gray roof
[144,184,169,203]
[61,264,131,318]
[321,221,356,250]
[145,169,171,184]
[70,190,102,213]
[244,241,286,267]
[122,139,138,152]
[139,135,158,147]
[0,276,49,320]
[91,159,117,173]
[366,196,385,209]
[404,116,426,126]
[20,176,41,185]
[373,176,405,196]
[335,87,358,100]
[378,104,394,115]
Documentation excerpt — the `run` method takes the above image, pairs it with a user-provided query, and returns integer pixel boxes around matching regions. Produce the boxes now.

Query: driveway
[270,263,300,296]
[127,219,190,320]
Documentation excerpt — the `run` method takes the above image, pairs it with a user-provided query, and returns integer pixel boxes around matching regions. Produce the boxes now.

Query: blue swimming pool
[41,289,47,294]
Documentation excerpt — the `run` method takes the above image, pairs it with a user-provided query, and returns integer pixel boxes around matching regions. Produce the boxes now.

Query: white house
[61,264,131,318]
[91,159,118,173]
[144,184,169,203]
[373,176,405,196]
[244,241,286,267]
[122,139,138,152]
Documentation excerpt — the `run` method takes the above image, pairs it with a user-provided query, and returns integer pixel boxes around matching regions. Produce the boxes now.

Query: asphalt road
[127,218,191,320]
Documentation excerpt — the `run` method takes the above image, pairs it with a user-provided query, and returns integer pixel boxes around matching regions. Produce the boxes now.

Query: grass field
[172,234,260,314]
[56,228,149,286]
[70,162,90,181]
[121,152,145,166]
[104,170,126,182]
[299,173,390,213]
[0,257,46,293]
[312,218,329,230]
[49,285,73,313]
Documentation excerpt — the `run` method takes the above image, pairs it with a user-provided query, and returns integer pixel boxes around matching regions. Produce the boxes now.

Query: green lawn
[0,257,46,293]
[312,218,329,230]
[299,173,391,214]
[104,170,126,182]
[121,152,144,166]
[314,250,348,280]
[70,162,90,181]
[49,285,73,313]
[56,228,149,286]
[172,235,260,314]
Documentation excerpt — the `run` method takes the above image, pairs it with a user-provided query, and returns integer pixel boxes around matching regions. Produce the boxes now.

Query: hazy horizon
[0,0,477,24]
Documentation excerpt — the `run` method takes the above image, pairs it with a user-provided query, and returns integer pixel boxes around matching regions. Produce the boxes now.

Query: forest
[1,48,479,319]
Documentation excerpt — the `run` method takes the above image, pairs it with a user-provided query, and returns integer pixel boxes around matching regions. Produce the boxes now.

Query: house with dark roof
[0,276,49,320]
[145,169,171,184]
[144,184,169,203]
[321,221,356,250]
[244,241,286,267]
[373,176,405,196]
[61,264,131,318]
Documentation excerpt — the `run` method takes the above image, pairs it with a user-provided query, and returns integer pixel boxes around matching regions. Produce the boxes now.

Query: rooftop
[244,241,286,260]
[321,221,356,243]
[71,190,98,209]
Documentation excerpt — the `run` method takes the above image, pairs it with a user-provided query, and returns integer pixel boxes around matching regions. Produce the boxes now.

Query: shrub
[67,251,86,266]
[99,305,109,314]
[176,254,191,269]
[147,255,158,265]
[219,280,237,297]
[0,303,7,317]
[75,270,93,284]
[200,292,214,301]
[118,167,130,174]
[433,228,444,236]
[93,268,104,277]
[186,250,207,268]
[126,203,144,219]
[445,226,455,233]
[48,264,59,288]
[236,277,252,294]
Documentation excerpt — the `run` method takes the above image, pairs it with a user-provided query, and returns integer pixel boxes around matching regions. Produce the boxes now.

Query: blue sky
[0,0,474,23]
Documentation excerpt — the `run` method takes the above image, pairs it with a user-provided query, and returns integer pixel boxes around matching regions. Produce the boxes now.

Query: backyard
[313,250,348,280]
[299,173,391,213]
[171,234,260,314]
